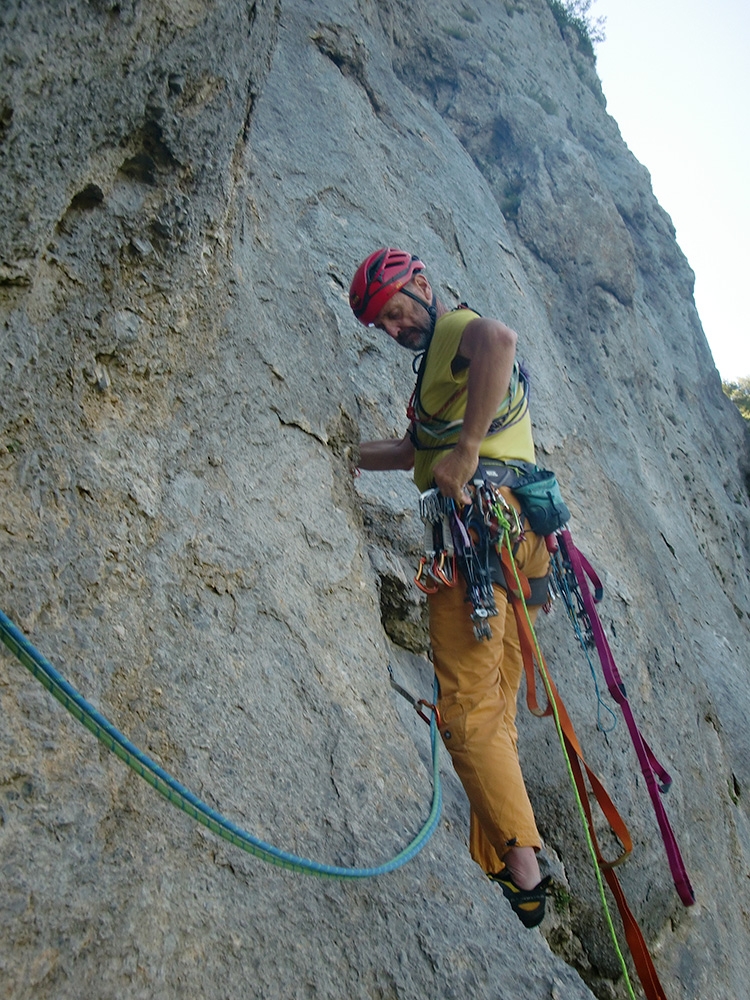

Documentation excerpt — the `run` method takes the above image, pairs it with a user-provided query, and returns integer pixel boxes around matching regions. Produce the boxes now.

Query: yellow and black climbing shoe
[488,871,551,929]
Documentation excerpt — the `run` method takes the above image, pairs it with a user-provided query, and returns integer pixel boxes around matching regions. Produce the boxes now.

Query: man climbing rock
[350,248,551,928]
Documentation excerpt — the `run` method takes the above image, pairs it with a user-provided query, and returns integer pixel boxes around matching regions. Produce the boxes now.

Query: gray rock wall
[2,1,749,998]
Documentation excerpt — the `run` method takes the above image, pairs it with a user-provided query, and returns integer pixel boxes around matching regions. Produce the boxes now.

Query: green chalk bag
[512,468,571,536]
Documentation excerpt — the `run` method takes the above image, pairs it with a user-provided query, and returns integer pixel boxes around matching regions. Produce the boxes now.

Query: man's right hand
[432,442,477,506]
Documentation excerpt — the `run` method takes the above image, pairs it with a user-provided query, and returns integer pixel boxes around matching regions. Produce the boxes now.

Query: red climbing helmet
[349,247,426,326]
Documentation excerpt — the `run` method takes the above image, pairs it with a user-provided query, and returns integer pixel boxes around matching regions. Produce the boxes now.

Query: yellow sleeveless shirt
[411,309,536,491]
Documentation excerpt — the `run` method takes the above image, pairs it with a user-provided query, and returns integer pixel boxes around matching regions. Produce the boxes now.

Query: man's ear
[412,272,432,299]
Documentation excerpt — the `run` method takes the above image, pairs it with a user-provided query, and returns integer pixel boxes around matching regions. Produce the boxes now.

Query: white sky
[592,0,750,381]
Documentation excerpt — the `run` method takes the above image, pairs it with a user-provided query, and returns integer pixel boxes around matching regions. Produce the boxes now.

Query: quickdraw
[388,664,442,728]
[547,536,617,733]
[415,481,522,640]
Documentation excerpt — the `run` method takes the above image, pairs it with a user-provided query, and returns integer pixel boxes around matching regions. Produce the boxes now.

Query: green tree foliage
[547,0,606,56]
[722,377,750,423]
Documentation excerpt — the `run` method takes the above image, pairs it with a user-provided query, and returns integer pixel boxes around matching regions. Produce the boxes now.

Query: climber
[350,247,551,928]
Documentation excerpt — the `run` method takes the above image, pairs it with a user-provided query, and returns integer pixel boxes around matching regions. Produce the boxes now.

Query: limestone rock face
[2,1,749,998]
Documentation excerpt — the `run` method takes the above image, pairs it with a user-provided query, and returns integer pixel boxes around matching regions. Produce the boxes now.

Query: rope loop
[0,608,441,880]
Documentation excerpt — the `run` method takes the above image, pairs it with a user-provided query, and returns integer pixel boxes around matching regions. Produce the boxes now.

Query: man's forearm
[359,432,415,471]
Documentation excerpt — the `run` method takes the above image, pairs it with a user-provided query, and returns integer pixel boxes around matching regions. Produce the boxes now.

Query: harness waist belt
[475,459,536,489]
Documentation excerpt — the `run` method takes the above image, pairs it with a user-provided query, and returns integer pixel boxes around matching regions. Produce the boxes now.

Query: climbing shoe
[488,871,551,929]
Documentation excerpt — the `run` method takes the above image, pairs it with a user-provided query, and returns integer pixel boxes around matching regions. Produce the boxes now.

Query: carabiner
[414,556,439,594]
[388,664,442,728]
[433,550,457,587]
[416,699,442,727]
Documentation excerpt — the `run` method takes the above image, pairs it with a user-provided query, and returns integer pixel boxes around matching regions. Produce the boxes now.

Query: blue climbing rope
[0,607,441,878]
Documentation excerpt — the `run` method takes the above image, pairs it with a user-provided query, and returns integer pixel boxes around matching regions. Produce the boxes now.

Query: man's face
[373,285,432,352]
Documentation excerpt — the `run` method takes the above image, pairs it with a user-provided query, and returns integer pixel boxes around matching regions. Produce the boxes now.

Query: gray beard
[397,325,432,352]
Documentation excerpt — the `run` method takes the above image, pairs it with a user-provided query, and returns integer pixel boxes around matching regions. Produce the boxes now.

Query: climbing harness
[0,607,441,879]
[408,335,530,453]
[404,303,528,455]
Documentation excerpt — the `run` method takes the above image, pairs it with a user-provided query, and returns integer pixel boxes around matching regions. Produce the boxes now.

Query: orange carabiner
[414,556,439,594]
[416,699,442,727]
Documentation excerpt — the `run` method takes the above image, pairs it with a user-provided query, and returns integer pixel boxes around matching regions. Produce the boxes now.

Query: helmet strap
[399,287,437,340]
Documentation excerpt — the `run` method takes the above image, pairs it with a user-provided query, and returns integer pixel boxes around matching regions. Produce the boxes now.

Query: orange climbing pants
[427,525,549,874]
